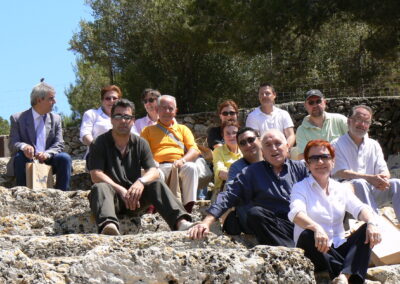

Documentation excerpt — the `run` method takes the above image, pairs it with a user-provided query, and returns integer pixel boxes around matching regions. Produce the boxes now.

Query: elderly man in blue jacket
[189,129,308,247]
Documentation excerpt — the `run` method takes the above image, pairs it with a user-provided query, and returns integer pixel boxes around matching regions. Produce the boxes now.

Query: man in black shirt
[88,99,192,235]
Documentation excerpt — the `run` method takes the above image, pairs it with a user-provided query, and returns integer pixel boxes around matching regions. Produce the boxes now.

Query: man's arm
[284,127,295,148]
[188,214,216,239]
[90,169,128,197]
[295,126,307,159]
[334,169,390,190]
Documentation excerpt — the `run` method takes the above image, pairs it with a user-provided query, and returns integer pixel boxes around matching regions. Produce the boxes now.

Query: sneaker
[101,222,120,235]
[177,219,195,231]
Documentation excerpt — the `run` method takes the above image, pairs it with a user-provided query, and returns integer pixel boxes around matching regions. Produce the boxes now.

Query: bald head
[261,129,289,168]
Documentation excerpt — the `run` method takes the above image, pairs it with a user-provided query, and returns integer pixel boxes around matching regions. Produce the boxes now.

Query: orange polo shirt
[141,120,199,163]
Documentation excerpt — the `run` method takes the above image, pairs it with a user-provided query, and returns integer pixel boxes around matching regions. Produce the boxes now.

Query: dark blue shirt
[207,159,308,219]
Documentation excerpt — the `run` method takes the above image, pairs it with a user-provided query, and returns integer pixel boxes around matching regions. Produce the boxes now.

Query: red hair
[304,139,335,161]
[218,100,238,114]
[101,85,122,100]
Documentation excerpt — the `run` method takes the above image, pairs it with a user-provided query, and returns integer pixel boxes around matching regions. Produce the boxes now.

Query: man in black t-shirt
[88,99,192,235]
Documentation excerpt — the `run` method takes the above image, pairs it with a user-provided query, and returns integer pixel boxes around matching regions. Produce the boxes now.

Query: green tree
[66,58,111,118]
[0,117,10,135]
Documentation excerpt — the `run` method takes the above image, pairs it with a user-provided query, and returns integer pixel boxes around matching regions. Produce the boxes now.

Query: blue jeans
[14,151,72,191]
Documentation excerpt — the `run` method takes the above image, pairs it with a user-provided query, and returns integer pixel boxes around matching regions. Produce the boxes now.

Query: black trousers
[246,206,295,247]
[89,180,191,232]
[297,224,371,284]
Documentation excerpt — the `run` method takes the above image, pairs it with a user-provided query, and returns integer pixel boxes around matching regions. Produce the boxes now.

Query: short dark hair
[141,88,161,100]
[236,127,260,142]
[258,83,276,94]
[111,99,136,117]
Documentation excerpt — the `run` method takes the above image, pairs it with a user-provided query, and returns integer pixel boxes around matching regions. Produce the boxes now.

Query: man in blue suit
[8,81,72,190]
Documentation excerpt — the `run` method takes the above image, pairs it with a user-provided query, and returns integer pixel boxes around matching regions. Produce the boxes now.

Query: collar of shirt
[32,108,46,129]
[98,107,110,118]
[256,105,277,117]
[157,119,177,129]
[264,158,290,177]
[303,112,331,129]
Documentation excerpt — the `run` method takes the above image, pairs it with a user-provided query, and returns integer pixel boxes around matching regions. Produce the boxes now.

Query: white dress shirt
[80,107,138,156]
[289,176,368,247]
[331,133,388,176]
[245,106,294,136]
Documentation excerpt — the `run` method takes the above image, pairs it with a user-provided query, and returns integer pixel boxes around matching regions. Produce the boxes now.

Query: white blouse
[80,107,138,156]
[288,176,368,248]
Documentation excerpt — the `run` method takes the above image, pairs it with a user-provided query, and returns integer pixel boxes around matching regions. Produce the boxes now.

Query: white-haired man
[189,129,308,247]
[141,95,201,213]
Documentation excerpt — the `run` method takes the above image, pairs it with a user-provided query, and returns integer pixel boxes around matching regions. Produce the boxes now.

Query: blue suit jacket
[7,108,65,175]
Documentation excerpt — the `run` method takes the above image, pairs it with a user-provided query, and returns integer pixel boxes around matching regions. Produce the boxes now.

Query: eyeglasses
[221,111,237,116]
[351,118,371,126]
[307,154,332,164]
[307,99,322,106]
[143,97,157,104]
[238,136,257,146]
[104,96,119,101]
[112,114,134,121]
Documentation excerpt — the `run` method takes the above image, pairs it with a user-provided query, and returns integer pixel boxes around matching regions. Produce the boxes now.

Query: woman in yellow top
[212,121,242,193]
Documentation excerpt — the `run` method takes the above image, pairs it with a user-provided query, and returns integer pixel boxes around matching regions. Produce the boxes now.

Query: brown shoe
[101,222,120,235]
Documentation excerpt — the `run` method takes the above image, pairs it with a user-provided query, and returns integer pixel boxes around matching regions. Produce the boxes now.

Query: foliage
[0,117,10,135]
[66,58,111,118]
[67,0,399,114]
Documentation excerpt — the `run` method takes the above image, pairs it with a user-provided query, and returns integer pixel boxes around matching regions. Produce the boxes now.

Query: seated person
[227,127,262,183]
[189,129,308,247]
[80,85,138,159]
[88,99,192,235]
[135,88,161,134]
[289,139,381,284]
[212,121,242,194]
[296,89,347,159]
[8,80,72,191]
[141,95,201,213]
[207,100,239,150]
[246,83,295,147]
[332,105,400,221]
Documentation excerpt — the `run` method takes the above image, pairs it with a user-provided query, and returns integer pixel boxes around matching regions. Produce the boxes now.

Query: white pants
[158,162,198,205]
[352,178,400,220]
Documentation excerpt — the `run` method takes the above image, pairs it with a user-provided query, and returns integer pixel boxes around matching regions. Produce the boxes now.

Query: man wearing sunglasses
[246,83,295,148]
[296,89,348,160]
[8,80,72,190]
[189,129,308,247]
[88,99,193,235]
[332,105,400,222]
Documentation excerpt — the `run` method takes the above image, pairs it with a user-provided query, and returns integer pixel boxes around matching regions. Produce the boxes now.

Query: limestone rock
[0,233,315,284]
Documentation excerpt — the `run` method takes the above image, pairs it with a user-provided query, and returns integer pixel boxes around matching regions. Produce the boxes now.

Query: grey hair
[30,82,55,106]
[349,105,373,117]
[157,94,177,108]
[261,129,287,144]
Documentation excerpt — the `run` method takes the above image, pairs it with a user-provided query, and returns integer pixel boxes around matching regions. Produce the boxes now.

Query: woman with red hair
[288,139,381,284]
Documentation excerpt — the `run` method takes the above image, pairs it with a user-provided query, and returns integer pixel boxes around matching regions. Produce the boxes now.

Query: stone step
[0,232,315,283]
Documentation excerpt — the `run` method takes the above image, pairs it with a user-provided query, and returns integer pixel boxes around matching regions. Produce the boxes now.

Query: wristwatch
[367,221,378,227]
[138,177,148,186]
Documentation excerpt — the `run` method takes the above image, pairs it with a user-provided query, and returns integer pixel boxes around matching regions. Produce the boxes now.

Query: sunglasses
[307,99,322,106]
[104,96,119,101]
[307,154,332,164]
[238,136,257,146]
[112,114,134,121]
[143,97,157,104]
[221,111,237,116]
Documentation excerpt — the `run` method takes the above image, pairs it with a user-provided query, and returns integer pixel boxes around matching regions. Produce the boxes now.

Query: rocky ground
[0,158,399,283]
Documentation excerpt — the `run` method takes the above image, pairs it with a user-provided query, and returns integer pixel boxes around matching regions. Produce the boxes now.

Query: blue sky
[0,1,92,122]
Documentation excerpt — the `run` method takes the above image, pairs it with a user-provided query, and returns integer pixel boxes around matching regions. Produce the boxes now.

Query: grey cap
[305,89,324,100]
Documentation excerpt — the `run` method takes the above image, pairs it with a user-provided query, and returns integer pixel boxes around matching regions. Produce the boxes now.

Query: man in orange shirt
[141,95,200,212]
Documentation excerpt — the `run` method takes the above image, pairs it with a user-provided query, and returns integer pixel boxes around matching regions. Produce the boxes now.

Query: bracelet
[181,158,187,164]
[138,177,148,186]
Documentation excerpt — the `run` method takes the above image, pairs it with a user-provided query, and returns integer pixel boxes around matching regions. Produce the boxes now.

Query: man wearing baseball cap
[296,89,348,159]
